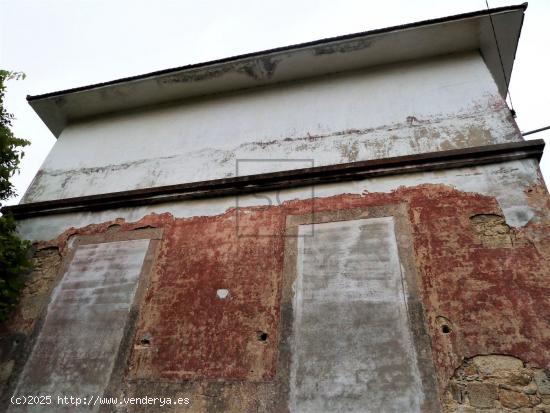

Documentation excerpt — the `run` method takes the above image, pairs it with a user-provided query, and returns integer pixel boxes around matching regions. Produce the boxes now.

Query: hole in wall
[139,332,152,346]
[36,245,59,252]
[256,331,268,342]
[436,316,453,335]
[133,224,156,231]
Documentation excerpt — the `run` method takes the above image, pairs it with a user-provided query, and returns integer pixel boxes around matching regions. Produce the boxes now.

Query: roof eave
[28,3,527,138]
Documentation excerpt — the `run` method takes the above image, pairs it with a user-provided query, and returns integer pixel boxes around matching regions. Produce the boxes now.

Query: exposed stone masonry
[470,214,514,248]
[443,355,550,412]
[0,247,61,400]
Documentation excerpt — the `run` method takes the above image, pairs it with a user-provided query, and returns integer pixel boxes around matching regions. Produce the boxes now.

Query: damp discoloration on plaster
[159,55,283,85]
[21,52,518,204]
[313,38,374,55]
[22,108,518,204]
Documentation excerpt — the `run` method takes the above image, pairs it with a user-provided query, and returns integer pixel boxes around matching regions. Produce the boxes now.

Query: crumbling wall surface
[22,52,520,203]
[443,355,550,412]
[16,158,541,243]
[0,247,62,399]
[128,212,283,382]
[2,182,550,412]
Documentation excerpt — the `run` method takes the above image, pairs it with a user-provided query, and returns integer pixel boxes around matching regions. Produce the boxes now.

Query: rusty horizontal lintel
[2,140,544,219]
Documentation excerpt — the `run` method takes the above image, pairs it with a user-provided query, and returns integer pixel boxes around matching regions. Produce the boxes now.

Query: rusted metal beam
[2,139,544,219]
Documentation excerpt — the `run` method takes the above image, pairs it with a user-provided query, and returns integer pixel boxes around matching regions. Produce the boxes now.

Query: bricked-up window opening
[10,238,152,404]
[290,217,427,412]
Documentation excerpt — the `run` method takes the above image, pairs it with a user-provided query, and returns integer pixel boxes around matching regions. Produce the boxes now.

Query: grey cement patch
[9,239,150,413]
[290,217,424,412]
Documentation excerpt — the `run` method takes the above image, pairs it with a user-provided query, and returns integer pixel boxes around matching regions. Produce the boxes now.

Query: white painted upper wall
[22,51,520,203]
[17,158,543,242]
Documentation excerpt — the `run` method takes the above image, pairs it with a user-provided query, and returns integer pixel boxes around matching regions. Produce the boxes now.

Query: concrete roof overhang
[27,4,527,138]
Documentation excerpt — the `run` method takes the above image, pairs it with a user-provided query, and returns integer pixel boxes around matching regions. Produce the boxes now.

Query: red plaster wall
[38,183,550,393]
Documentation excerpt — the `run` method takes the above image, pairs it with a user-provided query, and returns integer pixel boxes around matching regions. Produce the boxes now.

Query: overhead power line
[522,125,550,137]
[485,0,515,114]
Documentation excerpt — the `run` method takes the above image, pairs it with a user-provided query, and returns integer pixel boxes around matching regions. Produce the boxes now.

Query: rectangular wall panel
[11,239,150,412]
[291,217,425,412]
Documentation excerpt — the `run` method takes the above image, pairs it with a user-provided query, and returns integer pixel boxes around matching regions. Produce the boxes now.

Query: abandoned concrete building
[2,3,550,412]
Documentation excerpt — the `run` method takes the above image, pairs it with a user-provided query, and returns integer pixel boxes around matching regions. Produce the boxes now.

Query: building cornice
[3,139,544,220]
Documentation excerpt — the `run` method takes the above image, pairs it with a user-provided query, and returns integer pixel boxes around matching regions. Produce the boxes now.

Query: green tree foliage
[0,70,32,322]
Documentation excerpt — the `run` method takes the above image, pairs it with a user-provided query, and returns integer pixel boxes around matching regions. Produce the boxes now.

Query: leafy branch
[0,69,32,322]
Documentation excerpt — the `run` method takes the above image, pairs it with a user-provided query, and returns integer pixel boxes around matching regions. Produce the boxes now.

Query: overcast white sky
[1,0,549,206]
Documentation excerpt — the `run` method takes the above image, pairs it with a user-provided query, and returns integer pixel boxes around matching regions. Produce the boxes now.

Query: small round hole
[257,331,268,342]
[140,338,151,345]
[441,325,451,334]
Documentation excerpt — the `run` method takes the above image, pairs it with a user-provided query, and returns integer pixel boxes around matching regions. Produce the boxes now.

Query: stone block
[524,382,538,395]
[471,355,524,376]
[500,388,540,409]
[507,369,535,386]
[535,370,550,395]
[467,382,498,408]
[449,382,467,403]
[455,406,476,413]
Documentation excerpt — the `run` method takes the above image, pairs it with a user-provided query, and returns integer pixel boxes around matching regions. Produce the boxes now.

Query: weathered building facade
[2,4,550,412]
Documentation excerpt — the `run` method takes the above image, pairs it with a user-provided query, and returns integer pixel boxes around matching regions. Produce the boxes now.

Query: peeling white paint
[16,47,539,242]
[23,52,520,203]
[17,159,541,242]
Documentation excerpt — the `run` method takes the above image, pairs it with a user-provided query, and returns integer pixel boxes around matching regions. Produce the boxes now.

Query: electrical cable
[522,125,550,137]
[485,0,516,114]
